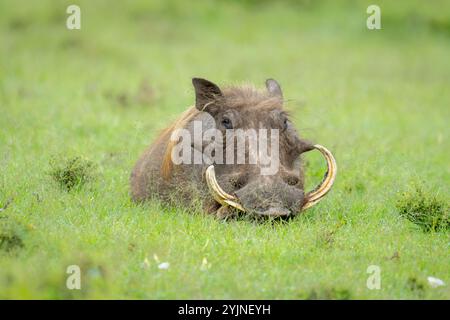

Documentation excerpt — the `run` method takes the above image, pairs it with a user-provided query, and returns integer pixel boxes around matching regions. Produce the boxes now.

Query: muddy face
[192,78,314,217]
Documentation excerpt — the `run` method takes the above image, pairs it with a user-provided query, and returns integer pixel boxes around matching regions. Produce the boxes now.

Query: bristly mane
[159,85,283,179]
[222,84,283,110]
[159,106,199,179]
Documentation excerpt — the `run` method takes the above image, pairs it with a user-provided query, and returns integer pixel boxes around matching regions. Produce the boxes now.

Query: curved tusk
[205,165,246,212]
[302,144,337,210]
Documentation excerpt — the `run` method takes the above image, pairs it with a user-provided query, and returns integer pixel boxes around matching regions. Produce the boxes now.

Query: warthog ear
[265,78,283,100]
[192,78,223,114]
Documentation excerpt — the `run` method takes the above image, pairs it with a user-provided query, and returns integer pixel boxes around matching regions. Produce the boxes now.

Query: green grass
[0,0,449,299]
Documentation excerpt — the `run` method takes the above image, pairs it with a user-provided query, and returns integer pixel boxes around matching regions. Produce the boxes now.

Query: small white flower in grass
[158,262,170,270]
[427,276,445,288]
[200,257,211,271]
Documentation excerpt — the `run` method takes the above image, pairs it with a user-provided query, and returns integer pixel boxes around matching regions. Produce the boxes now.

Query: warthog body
[131,78,335,218]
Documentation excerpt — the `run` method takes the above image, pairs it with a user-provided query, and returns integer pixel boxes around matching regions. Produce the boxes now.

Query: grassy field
[0,0,449,299]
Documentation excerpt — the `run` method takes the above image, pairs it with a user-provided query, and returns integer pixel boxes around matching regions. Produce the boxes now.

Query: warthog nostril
[285,175,299,186]
[229,174,248,190]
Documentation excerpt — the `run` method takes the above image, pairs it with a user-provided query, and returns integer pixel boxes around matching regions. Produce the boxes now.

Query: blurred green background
[0,0,448,299]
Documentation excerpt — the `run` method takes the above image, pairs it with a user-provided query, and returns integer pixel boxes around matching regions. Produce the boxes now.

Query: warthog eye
[221,117,233,129]
[283,118,288,131]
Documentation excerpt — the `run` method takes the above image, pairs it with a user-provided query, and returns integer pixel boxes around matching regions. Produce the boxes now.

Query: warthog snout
[205,144,337,217]
[234,177,304,217]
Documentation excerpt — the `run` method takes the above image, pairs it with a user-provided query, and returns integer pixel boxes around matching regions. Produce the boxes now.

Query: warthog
[130,78,336,218]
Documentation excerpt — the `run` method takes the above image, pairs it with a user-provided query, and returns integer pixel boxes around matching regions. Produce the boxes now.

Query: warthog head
[130,77,336,219]
[189,78,336,218]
